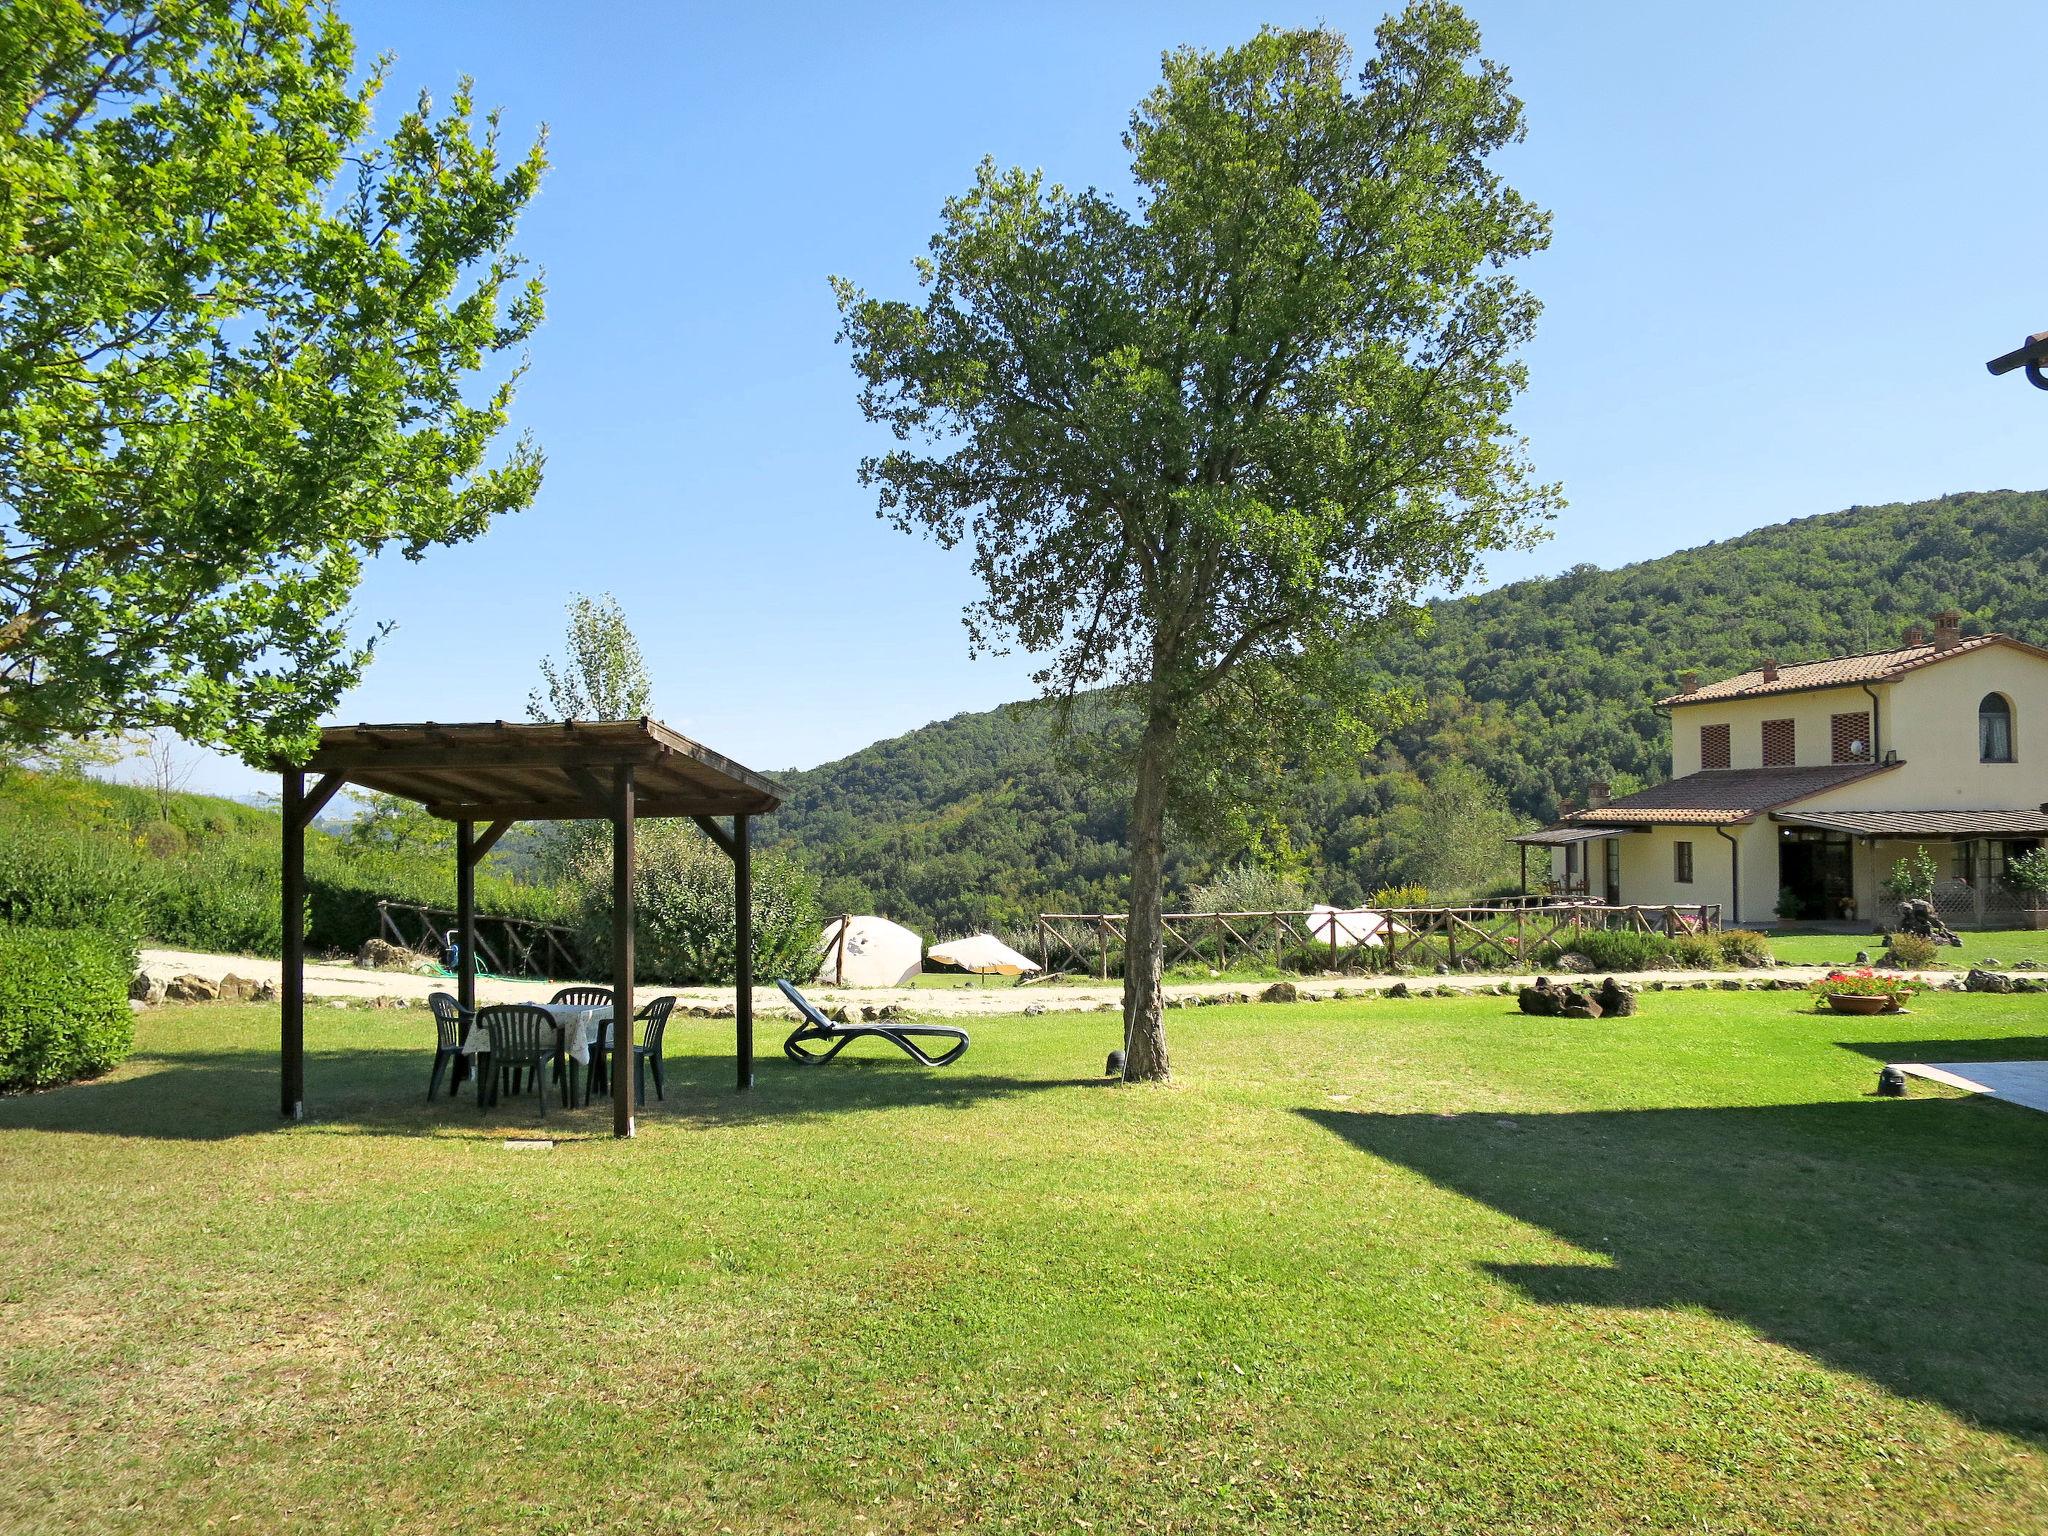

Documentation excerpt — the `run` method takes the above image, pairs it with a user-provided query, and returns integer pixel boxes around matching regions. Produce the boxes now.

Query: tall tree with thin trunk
[834,7,1558,1079]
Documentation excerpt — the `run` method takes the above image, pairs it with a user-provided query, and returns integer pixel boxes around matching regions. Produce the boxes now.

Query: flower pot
[1824,993,1898,1016]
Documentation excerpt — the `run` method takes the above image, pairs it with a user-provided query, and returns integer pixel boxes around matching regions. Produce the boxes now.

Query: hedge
[0,924,135,1090]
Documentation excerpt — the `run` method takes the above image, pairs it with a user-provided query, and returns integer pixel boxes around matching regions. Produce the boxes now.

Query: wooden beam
[304,743,664,773]
[294,772,349,830]
[419,797,767,823]
[564,766,611,808]
[692,813,737,860]
[281,771,306,1120]
[612,764,637,1139]
[456,821,477,1020]
[735,814,753,1092]
[467,818,516,864]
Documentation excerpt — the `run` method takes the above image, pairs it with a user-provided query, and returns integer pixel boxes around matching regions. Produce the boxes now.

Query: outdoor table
[459,1002,611,1065]
[461,1002,614,1107]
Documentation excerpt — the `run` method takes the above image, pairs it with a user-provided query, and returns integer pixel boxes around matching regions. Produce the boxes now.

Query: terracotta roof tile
[1774,808,2048,838]
[1563,762,1899,826]
[1659,633,2044,706]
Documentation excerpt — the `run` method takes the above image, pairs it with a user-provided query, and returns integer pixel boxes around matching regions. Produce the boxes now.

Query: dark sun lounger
[776,980,970,1067]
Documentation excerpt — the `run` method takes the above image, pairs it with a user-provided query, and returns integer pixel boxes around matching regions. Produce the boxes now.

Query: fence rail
[375,899,582,980]
[1035,903,1722,978]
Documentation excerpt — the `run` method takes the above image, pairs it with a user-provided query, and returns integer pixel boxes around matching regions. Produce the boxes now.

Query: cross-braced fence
[1035,902,1722,978]
[375,899,583,980]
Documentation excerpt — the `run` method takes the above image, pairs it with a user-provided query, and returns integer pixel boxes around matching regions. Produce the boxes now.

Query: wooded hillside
[759,489,2048,933]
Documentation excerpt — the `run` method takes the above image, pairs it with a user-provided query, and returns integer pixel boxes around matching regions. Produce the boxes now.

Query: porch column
[281,770,306,1120]
[611,764,637,1139]
[455,820,477,1018]
[735,813,754,1092]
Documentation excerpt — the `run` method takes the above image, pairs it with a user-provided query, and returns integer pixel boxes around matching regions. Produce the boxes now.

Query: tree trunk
[1121,715,1176,1081]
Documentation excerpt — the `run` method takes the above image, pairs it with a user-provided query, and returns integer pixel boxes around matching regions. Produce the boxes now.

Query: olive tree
[834,8,1557,1078]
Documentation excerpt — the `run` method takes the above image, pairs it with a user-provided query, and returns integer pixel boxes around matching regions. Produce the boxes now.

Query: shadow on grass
[1303,1099,2048,1442]
[0,1042,1108,1142]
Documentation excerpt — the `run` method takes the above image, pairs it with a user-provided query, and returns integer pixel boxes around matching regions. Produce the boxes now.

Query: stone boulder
[215,973,263,1003]
[1554,952,1594,974]
[1965,968,2017,994]
[164,973,218,1003]
[355,937,418,971]
[1593,976,1637,1017]
[129,970,166,1005]
[1892,898,1963,947]
[1385,981,1411,999]
[1260,981,1299,1003]
[1518,977,1562,1016]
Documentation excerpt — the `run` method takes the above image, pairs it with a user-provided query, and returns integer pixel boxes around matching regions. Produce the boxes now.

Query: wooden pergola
[276,719,784,1138]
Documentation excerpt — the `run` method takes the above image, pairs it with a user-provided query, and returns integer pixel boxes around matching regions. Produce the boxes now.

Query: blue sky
[172,0,2048,796]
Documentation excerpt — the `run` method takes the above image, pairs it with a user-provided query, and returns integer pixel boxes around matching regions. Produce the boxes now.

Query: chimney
[1759,657,1779,683]
[1932,609,1962,651]
[1586,779,1611,810]
[1678,669,1699,695]
[1558,794,1577,817]
[1902,623,1925,647]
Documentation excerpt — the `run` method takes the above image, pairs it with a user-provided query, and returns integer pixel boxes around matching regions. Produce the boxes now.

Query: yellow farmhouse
[1516,611,2048,928]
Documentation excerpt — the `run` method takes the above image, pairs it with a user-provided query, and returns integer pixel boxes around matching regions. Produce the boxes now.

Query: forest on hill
[758,488,2048,934]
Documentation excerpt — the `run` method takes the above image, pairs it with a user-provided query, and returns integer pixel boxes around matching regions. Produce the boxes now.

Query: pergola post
[611,763,637,1139]
[735,813,753,1091]
[455,820,477,1018]
[281,770,306,1120]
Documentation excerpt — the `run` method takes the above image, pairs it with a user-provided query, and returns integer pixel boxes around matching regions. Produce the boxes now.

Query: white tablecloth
[460,1003,612,1065]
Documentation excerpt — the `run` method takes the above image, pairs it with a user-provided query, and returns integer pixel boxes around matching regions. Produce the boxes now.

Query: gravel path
[138,946,1858,1019]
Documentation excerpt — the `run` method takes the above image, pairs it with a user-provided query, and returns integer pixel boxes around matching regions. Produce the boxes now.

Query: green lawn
[1769,926,2048,969]
[3,992,2045,1534]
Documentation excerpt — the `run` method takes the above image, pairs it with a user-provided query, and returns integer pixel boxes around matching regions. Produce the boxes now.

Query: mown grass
[2,991,2045,1533]
[1769,926,2048,969]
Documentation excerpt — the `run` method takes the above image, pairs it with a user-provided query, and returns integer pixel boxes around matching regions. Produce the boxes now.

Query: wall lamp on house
[1986,329,2048,391]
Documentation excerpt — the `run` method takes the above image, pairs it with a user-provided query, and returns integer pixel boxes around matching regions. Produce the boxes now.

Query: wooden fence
[375,899,583,980]
[1035,902,1722,978]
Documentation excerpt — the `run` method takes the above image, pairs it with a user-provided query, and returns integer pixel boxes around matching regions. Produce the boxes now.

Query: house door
[1604,838,1622,905]
[1778,829,1853,921]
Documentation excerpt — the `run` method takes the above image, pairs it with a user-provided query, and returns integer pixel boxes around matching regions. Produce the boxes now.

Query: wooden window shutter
[1762,718,1795,767]
[1700,722,1730,770]
[1830,711,1872,763]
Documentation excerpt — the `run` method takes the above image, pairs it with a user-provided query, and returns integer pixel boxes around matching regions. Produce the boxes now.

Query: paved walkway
[138,946,1866,1019]
[1895,1061,2048,1115]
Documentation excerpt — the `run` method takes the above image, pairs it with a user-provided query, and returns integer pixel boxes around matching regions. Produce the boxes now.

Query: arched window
[1979,693,2014,763]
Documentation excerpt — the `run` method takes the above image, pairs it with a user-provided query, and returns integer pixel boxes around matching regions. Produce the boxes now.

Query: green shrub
[1667,932,1723,969]
[0,817,149,941]
[1882,931,1939,969]
[1186,863,1307,915]
[0,925,135,1089]
[1567,928,1675,972]
[1880,846,1939,904]
[570,822,821,985]
[1369,884,1430,908]
[1716,929,1773,968]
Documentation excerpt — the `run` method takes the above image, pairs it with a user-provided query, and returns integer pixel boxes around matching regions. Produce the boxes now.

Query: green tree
[525,592,654,881]
[834,10,1556,1078]
[1,1,547,763]
[1378,763,1526,899]
[527,593,652,721]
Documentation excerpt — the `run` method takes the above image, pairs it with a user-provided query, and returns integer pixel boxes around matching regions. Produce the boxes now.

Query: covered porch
[276,719,784,1137]
[1771,810,2048,930]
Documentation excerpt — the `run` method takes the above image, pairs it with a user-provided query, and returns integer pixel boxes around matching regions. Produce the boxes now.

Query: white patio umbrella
[927,933,1041,975]
[816,915,924,987]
